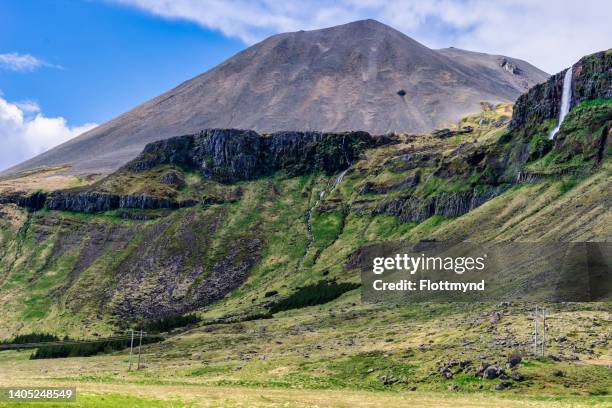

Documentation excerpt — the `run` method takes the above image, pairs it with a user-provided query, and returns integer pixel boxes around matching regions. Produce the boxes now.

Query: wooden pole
[137,330,143,369]
[534,306,538,356]
[541,308,546,356]
[128,329,134,371]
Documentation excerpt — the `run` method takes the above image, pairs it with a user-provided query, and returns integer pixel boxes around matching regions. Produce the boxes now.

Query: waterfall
[549,67,573,140]
[332,135,352,189]
[332,167,350,189]
[297,136,353,271]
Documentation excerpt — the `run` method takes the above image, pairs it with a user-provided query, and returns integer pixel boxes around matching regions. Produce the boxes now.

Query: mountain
[0,51,610,401]
[0,50,609,328]
[3,19,548,176]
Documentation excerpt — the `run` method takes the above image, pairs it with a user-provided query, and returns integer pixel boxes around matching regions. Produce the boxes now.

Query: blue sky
[0,0,243,124]
[1,0,610,171]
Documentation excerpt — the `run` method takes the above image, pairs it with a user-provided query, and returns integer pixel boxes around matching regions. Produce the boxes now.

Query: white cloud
[0,53,61,72]
[0,95,97,171]
[14,100,40,114]
[112,0,612,73]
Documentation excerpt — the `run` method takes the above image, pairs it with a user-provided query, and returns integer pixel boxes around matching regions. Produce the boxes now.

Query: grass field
[0,103,610,407]
[1,381,608,407]
[0,299,610,407]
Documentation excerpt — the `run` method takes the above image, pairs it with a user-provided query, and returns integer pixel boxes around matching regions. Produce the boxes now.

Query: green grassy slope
[0,102,610,403]
[0,102,610,335]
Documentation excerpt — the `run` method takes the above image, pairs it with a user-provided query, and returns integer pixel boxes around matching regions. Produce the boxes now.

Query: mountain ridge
[3,19,548,177]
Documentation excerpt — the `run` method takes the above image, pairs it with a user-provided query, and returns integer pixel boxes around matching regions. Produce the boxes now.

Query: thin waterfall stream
[549,67,573,139]
[298,136,353,271]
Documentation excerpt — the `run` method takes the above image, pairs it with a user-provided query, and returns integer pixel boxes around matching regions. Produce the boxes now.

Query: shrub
[30,335,163,360]
[559,175,581,194]
[138,313,201,333]
[575,98,612,109]
[270,281,360,313]
[1,332,60,345]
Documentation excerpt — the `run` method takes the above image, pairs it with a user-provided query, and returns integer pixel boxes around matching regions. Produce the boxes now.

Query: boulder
[460,359,472,369]
[264,290,278,298]
[379,375,397,385]
[476,363,490,376]
[507,353,522,368]
[495,381,512,390]
[483,365,503,380]
[499,58,522,75]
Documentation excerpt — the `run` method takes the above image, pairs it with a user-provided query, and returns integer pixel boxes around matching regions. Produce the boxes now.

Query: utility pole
[533,307,548,357]
[128,329,134,371]
[137,330,144,369]
[534,306,538,356]
[541,308,546,356]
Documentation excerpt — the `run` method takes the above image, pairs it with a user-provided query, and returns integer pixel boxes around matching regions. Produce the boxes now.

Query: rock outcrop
[473,50,612,184]
[359,174,420,195]
[0,191,47,211]
[109,207,264,319]
[0,129,392,213]
[159,170,185,187]
[510,50,611,131]
[1,191,198,213]
[46,192,119,213]
[374,187,504,222]
[124,129,389,183]
[46,192,198,213]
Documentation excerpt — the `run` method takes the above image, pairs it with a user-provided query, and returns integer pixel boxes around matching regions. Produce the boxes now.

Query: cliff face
[0,191,46,210]
[510,50,611,130]
[1,191,198,213]
[485,49,612,183]
[46,192,198,213]
[124,129,387,183]
[0,130,390,213]
[374,187,504,223]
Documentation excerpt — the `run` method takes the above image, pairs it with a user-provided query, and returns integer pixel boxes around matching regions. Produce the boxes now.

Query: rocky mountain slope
[0,51,609,407]
[0,51,609,335]
[3,19,548,176]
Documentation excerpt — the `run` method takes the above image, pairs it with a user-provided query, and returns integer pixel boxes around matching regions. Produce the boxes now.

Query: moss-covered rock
[510,50,611,133]
[124,129,394,183]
